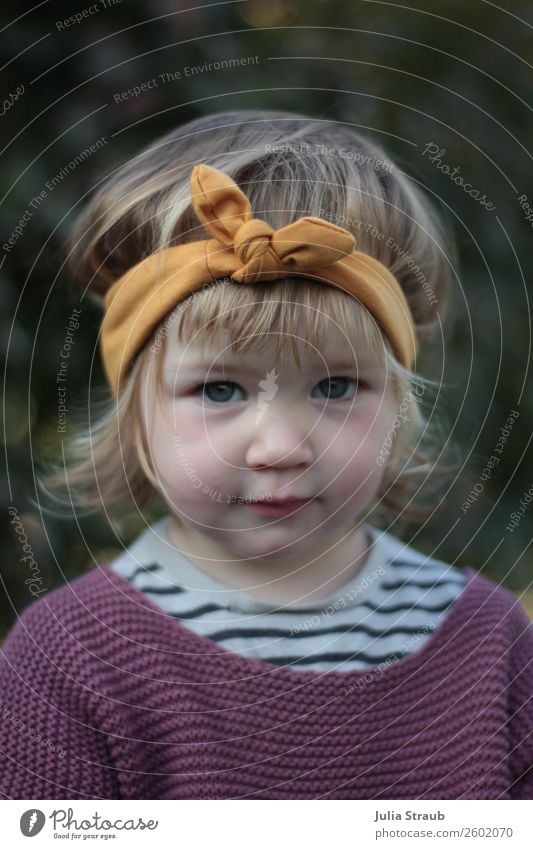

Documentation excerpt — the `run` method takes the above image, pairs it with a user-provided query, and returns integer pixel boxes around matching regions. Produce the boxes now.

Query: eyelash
[192,377,365,404]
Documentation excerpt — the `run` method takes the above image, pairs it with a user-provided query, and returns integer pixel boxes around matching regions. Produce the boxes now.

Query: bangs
[156,277,391,374]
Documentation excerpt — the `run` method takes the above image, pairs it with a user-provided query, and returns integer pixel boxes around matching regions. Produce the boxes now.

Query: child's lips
[242,498,315,517]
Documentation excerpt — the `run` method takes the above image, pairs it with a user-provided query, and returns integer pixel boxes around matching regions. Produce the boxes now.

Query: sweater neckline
[99,561,481,683]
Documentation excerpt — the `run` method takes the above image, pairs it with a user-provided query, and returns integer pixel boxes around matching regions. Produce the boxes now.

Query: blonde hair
[39,109,459,532]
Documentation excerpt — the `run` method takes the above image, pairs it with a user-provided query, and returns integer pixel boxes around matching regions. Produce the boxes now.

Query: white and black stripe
[109,517,466,671]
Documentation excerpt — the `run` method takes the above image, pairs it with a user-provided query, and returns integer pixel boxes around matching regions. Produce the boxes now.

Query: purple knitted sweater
[0,564,531,800]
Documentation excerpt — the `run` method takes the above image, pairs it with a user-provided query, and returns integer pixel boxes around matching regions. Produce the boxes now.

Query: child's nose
[245,403,314,469]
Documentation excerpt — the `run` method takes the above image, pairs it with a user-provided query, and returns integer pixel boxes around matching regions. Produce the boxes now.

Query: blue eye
[197,381,244,403]
[314,377,359,400]
[193,377,362,404]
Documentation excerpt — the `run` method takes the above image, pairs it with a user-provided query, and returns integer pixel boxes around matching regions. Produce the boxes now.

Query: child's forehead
[165,333,383,372]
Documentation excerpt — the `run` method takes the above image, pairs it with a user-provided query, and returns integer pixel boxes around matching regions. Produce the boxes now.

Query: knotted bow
[101,162,417,395]
[191,164,356,283]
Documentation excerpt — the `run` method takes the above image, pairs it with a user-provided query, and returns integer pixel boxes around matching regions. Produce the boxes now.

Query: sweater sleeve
[507,599,533,799]
[0,593,120,800]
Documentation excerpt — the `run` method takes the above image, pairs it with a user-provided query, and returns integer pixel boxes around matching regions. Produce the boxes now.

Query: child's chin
[235,532,317,560]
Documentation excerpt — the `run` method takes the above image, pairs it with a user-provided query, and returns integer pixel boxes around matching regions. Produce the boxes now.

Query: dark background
[1,0,532,636]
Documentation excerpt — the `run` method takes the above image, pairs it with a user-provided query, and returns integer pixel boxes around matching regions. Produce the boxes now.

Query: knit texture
[0,564,531,800]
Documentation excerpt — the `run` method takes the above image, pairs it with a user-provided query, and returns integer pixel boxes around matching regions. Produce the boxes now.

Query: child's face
[141,326,399,562]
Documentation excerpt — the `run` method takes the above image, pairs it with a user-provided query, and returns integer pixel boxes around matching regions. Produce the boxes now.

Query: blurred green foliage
[1,0,532,635]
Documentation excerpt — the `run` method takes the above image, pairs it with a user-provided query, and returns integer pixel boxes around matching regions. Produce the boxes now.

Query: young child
[1,111,531,800]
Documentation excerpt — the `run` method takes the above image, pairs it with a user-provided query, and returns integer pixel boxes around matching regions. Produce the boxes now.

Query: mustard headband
[101,163,417,394]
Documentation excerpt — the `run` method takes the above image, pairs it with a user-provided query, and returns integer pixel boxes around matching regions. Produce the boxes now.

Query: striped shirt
[108,516,466,672]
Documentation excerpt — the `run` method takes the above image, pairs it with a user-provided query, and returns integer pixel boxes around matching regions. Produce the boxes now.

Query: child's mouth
[242,498,314,517]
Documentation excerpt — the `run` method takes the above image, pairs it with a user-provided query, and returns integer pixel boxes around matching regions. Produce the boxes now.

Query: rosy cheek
[173,402,228,440]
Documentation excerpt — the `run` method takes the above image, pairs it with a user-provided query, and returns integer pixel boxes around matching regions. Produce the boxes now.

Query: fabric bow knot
[101,162,417,396]
[190,164,356,283]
